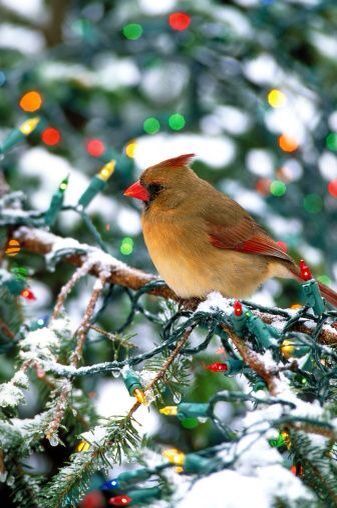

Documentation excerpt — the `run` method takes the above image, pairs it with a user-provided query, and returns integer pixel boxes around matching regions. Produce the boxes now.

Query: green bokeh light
[122,23,143,40]
[120,237,134,255]
[318,274,332,285]
[143,117,160,134]
[180,417,199,429]
[168,113,186,131]
[270,180,287,197]
[303,193,323,214]
[326,132,337,151]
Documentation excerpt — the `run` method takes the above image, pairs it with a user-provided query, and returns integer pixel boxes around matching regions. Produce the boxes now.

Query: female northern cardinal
[124,154,337,305]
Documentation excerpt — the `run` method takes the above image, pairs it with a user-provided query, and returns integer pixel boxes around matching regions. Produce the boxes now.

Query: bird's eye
[148,183,164,200]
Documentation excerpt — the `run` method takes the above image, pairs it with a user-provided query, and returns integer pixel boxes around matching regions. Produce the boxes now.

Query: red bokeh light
[80,491,105,508]
[206,362,228,372]
[86,138,105,157]
[328,180,337,198]
[41,127,61,146]
[168,12,191,31]
[256,178,271,195]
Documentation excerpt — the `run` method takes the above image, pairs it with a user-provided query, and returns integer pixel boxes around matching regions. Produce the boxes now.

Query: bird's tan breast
[142,214,273,298]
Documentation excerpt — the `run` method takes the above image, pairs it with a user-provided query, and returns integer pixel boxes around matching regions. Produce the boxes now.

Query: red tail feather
[318,283,337,308]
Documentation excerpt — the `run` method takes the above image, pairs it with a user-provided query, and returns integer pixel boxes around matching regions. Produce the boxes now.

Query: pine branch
[290,431,337,507]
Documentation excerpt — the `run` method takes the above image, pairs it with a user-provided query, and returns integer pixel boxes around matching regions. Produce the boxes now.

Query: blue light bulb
[101,478,120,490]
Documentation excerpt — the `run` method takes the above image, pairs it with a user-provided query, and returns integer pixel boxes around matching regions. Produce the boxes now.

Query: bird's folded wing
[207,216,292,263]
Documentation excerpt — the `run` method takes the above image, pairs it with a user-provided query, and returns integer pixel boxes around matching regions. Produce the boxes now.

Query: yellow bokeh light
[19,91,43,112]
[160,406,178,416]
[291,303,302,310]
[267,89,286,108]
[125,140,137,158]
[162,448,185,466]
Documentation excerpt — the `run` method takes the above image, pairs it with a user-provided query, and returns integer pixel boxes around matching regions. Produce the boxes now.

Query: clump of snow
[246,149,274,178]
[0,24,44,54]
[0,382,25,408]
[140,63,189,104]
[244,54,284,86]
[86,249,127,273]
[176,467,311,508]
[0,0,47,22]
[134,134,235,170]
[50,316,77,340]
[197,291,234,314]
[94,55,141,91]
[139,0,175,14]
[94,379,159,437]
[273,374,324,420]
[12,371,29,388]
[20,327,59,361]
[47,237,83,256]
[81,425,108,446]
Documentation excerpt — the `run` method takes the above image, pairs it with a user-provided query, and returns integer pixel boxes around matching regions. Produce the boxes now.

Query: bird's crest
[153,153,195,169]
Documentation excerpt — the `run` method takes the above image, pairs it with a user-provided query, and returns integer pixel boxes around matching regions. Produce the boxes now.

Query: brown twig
[71,274,108,367]
[52,263,92,320]
[0,318,15,340]
[127,327,193,417]
[45,274,108,440]
[221,324,279,394]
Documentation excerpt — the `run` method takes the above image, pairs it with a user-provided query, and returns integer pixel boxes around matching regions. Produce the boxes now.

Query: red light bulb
[20,289,36,300]
[206,362,228,372]
[233,300,243,316]
[108,495,131,507]
[299,260,312,281]
[168,12,191,31]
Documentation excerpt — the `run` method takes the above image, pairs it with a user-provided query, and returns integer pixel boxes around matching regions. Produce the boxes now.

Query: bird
[123,153,337,306]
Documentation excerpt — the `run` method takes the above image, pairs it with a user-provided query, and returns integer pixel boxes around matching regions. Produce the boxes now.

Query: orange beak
[123,180,150,202]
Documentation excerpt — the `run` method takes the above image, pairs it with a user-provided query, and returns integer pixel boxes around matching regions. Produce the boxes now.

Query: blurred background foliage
[1,0,337,504]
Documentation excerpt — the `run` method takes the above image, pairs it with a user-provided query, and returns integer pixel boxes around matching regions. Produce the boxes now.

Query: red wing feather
[208,218,292,263]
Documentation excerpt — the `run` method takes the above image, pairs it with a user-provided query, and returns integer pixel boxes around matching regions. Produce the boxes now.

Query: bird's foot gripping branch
[1,211,337,506]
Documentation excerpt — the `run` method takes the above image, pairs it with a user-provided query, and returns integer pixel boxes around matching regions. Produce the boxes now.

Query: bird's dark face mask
[123,181,164,208]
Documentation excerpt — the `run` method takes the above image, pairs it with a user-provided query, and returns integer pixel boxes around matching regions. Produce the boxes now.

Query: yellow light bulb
[59,175,69,191]
[160,406,178,416]
[133,388,147,405]
[76,439,91,452]
[125,140,137,158]
[280,339,295,359]
[267,89,286,108]
[162,448,185,466]
[281,431,291,449]
[97,160,116,181]
[19,117,40,135]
